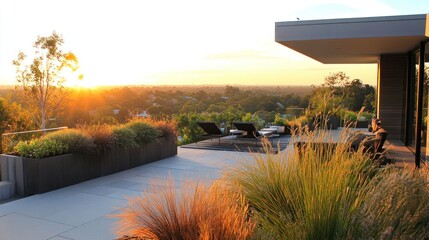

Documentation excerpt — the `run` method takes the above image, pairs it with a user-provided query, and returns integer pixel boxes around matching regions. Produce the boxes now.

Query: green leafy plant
[14,139,68,158]
[273,113,285,126]
[342,110,358,122]
[241,113,264,129]
[45,129,95,153]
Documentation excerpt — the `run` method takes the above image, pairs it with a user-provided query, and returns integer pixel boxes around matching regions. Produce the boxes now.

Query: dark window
[420,42,429,161]
[407,51,420,149]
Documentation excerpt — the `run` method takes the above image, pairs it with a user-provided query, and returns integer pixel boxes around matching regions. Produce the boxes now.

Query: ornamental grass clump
[226,128,377,239]
[115,178,255,240]
[44,129,95,153]
[351,166,429,239]
[78,124,115,154]
[145,118,178,144]
[112,126,138,150]
[124,119,161,146]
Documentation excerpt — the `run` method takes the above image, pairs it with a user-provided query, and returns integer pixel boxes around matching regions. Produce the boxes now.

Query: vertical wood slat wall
[378,54,408,141]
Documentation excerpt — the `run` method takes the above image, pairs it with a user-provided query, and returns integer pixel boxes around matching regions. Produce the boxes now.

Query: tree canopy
[310,71,375,114]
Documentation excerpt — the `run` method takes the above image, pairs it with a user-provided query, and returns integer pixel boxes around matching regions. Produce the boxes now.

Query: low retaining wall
[0,137,177,198]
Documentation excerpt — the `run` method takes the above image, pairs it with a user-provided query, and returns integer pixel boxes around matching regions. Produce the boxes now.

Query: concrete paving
[0,147,253,240]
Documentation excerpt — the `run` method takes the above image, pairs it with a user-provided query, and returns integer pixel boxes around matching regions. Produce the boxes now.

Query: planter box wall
[327,116,340,130]
[62,153,100,187]
[0,136,177,196]
[343,120,369,128]
[160,138,178,159]
[101,149,130,176]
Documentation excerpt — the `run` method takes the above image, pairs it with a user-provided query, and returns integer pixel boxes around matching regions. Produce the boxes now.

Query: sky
[0,0,427,87]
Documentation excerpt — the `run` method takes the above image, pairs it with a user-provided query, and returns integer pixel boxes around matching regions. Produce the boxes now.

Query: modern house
[275,14,429,167]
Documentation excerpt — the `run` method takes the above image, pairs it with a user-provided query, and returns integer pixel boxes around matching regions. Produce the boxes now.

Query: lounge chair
[197,121,228,144]
[232,122,274,138]
[233,122,261,138]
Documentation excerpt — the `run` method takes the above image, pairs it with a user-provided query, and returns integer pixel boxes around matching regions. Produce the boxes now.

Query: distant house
[136,111,150,118]
[275,14,429,167]
[184,96,197,101]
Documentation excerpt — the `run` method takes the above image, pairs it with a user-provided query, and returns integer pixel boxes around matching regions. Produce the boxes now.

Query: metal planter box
[0,137,177,197]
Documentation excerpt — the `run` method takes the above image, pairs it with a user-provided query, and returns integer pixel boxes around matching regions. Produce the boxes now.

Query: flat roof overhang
[275,14,429,64]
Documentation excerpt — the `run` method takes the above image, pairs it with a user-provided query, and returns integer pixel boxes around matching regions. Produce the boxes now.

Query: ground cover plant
[15,138,68,158]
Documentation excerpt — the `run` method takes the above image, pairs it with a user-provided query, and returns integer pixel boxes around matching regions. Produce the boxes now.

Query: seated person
[362,119,388,155]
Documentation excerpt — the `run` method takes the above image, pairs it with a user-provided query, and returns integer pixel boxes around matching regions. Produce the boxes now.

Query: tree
[310,72,376,115]
[343,79,375,112]
[13,32,78,129]
[323,71,350,90]
[0,97,35,153]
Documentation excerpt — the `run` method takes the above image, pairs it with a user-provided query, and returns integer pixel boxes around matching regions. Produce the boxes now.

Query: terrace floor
[0,128,417,240]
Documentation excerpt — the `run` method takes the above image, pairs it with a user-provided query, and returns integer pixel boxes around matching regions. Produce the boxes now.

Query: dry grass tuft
[115,178,255,240]
[77,123,114,154]
[140,118,178,144]
[351,166,429,239]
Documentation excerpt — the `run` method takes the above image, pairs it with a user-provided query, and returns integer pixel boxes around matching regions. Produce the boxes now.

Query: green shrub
[242,113,264,129]
[273,113,285,126]
[14,139,68,158]
[124,120,161,145]
[342,110,358,122]
[287,115,309,131]
[45,129,95,153]
[112,126,138,150]
[359,111,374,121]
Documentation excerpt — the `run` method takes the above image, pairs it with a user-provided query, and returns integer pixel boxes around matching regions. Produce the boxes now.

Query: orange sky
[0,0,426,87]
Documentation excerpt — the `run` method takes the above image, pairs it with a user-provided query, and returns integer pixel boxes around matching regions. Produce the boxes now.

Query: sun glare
[64,70,97,88]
